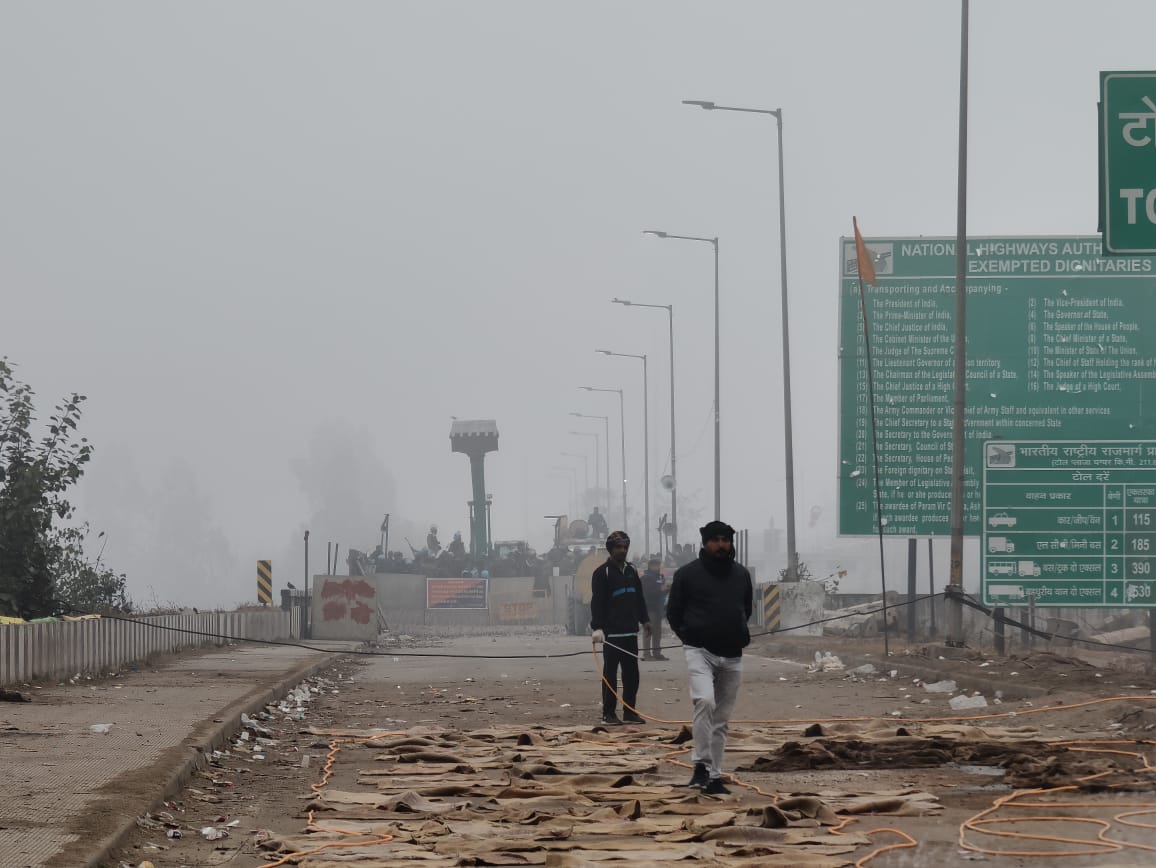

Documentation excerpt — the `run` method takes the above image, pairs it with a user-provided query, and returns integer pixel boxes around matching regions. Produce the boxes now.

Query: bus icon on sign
[986,444,1015,467]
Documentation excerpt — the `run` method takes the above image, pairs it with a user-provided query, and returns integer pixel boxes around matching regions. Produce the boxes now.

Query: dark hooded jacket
[590,559,649,636]
[666,550,753,657]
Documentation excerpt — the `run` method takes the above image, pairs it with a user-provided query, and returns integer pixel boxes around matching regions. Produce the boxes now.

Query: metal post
[668,306,678,546]
[994,607,1006,655]
[713,237,721,520]
[303,530,310,640]
[610,300,675,546]
[774,111,799,583]
[618,388,628,536]
[596,353,650,555]
[947,0,970,646]
[642,356,651,555]
[906,538,917,642]
[603,416,611,515]
[928,537,938,637]
[1149,609,1155,671]
[563,452,589,491]
[679,102,793,573]
[593,433,600,507]
[569,431,600,506]
[1031,596,1040,651]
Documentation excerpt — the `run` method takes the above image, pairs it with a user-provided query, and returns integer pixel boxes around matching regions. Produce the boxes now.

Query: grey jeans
[684,646,743,779]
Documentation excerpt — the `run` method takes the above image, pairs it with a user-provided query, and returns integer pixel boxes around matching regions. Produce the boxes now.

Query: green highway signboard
[837,236,1156,538]
[981,440,1156,607]
[1101,72,1156,254]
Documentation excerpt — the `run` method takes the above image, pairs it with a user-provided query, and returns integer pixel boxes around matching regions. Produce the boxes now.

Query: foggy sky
[4,1,1153,605]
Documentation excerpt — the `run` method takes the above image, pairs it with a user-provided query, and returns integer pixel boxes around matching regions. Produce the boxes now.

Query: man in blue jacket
[590,531,651,725]
[666,520,753,795]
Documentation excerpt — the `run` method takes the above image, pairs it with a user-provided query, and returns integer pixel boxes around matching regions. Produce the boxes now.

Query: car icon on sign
[988,512,1017,528]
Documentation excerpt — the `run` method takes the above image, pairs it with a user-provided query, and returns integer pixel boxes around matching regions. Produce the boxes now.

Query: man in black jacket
[589,531,651,725]
[666,520,753,795]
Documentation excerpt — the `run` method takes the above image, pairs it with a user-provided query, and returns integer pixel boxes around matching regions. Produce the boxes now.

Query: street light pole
[612,299,676,549]
[571,412,610,514]
[550,467,578,516]
[644,230,720,520]
[580,386,627,537]
[683,99,798,582]
[598,349,650,556]
[561,452,589,492]
[569,429,601,509]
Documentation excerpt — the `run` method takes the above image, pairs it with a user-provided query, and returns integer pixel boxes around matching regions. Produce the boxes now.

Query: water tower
[450,420,499,558]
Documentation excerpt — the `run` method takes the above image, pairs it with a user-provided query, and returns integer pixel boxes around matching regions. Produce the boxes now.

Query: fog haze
[3,1,1152,605]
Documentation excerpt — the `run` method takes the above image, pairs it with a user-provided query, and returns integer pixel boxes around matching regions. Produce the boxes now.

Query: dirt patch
[740,736,1060,773]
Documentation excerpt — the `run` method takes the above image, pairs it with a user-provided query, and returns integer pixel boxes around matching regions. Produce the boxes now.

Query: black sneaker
[703,778,731,795]
[601,713,623,726]
[686,762,709,788]
[622,711,645,724]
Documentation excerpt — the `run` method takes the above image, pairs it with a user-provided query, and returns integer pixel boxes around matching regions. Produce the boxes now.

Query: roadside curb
[83,649,342,868]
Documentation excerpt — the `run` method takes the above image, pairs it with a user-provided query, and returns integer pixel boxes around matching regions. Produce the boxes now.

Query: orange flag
[853,216,877,286]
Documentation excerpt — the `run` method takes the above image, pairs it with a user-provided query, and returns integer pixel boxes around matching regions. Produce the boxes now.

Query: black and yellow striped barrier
[762,583,781,631]
[257,559,273,605]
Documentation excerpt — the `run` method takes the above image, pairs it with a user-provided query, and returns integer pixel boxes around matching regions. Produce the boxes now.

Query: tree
[52,526,131,614]
[778,559,815,583]
[0,358,95,617]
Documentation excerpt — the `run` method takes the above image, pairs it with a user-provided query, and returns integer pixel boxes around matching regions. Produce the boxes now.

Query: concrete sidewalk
[0,639,354,868]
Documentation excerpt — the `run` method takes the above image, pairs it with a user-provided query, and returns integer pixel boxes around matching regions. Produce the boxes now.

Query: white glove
[591,629,606,643]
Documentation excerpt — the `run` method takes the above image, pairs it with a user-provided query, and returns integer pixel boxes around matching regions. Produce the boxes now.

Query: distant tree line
[0,358,129,618]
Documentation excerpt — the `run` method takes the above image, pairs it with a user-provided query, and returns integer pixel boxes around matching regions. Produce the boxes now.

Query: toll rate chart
[981,440,1156,607]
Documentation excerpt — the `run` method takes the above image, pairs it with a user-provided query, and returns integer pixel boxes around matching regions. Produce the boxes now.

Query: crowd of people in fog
[363,523,702,580]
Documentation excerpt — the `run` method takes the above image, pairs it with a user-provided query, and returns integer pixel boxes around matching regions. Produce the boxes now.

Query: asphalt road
[107,630,1156,867]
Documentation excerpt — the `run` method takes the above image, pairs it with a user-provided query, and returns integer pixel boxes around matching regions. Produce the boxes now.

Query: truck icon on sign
[986,444,1016,467]
[988,537,1015,553]
[989,512,1017,528]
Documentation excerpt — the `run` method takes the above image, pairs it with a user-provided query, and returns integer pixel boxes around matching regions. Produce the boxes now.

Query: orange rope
[959,741,1156,859]
[591,640,1156,864]
[260,642,1156,866]
[853,827,919,867]
[257,730,402,868]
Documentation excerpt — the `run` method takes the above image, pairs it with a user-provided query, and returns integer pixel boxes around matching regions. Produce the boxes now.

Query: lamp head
[596,349,612,356]
[643,230,668,238]
[611,298,631,306]
[682,100,716,110]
